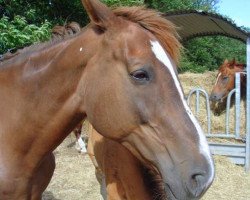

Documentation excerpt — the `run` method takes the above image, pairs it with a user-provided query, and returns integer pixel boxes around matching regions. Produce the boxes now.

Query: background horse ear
[228,58,236,68]
[81,0,117,30]
[230,58,236,65]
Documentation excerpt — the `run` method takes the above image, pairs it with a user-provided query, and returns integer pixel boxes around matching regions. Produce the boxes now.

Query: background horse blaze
[210,59,246,115]
[0,0,214,199]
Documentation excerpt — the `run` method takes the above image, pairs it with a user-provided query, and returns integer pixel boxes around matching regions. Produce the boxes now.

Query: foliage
[0,0,87,25]
[0,15,51,54]
[179,36,246,73]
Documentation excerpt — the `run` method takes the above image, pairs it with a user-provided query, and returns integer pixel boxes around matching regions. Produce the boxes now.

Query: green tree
[0,15,51,54]
[179,36,246,73]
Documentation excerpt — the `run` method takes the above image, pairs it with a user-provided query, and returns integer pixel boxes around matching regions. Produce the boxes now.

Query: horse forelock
[219,59,246,75]
[113,6,182,65]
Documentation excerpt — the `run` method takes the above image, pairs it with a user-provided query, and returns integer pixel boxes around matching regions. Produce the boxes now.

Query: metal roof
[164,10,250,43]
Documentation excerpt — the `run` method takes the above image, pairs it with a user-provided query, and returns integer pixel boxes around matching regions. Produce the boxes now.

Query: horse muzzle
[163,169,213,200]
[209,93,223,102]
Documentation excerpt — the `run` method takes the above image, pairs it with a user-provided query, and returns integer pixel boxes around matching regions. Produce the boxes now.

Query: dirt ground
[43,137,250,200]
[43,72,250,200]
[42,136,101,200]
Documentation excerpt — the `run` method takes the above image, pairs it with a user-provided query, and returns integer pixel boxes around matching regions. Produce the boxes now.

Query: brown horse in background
[0,0,214,199]
[210,59,246,115]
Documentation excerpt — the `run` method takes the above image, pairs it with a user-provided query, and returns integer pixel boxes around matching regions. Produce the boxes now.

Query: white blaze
[215,73,222,85]
[150,40,214,184]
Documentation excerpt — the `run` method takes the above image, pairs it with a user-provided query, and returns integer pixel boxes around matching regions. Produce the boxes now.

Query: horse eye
[130,70,150,82]
[222,76,229,80]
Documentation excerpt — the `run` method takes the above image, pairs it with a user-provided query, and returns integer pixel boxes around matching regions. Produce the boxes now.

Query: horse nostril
[187,173,209,198]
[209,95,215,101]
[210,94,219,101]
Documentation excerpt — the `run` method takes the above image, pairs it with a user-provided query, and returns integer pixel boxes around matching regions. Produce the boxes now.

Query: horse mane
[113,6,182,65]
[219,59,246,71]
[51,22,81,40]
[235,63,246,69]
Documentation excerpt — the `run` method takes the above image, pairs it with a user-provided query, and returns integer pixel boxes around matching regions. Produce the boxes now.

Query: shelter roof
[164,10,250,42]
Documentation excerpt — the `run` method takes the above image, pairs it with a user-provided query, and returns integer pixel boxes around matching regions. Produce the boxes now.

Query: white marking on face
[215,73,222,85]
[80,47,83,52]
[150,40,214,184]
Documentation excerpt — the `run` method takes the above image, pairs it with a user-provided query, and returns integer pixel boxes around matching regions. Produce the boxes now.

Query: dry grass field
[43,72,250,200]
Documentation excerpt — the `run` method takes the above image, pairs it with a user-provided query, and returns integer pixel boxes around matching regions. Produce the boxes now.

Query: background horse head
[0,0,214,199]
[210,59,246,115]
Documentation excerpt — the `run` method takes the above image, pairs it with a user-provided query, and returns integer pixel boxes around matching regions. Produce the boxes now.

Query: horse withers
[0,0,214,199]
[210,59,246,115]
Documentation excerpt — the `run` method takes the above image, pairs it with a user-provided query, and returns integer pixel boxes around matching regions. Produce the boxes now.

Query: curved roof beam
[164,10,250,42]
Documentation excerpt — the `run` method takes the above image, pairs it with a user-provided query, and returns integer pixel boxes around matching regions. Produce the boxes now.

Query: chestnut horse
[88,126,168,200]
[0,1,214,200]
[0,22,87,153]
[210,59,246,115]
[85,6,214,200]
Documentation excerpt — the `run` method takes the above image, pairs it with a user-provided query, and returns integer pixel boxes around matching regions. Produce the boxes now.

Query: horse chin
[142,165,182,200]
[142,164,168,200]
[210,99,227,116]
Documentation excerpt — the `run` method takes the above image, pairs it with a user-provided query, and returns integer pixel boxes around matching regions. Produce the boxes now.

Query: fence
[186,72,250,171]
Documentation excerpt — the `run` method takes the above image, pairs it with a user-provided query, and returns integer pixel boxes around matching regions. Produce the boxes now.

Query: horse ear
[228,58,236,68]
[81,0,116,30]
[224,59,228,64]
[231,58,236,65]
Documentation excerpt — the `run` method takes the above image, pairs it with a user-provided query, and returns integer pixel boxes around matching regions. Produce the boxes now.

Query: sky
[217,0,250,28]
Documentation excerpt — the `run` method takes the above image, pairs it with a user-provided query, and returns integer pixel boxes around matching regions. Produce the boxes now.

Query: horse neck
[241,74,247,99]
[233,66,247,99]
[0,28,100,161]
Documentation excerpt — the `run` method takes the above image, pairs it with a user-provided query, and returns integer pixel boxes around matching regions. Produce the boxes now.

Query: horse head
[81,0,214,199]
[210,59,246,115]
